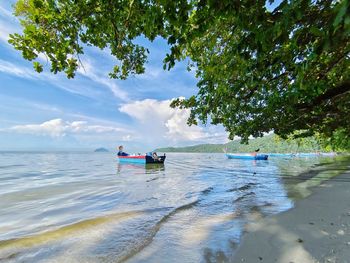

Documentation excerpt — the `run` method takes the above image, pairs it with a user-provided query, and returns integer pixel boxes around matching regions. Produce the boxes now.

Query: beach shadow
[203,247,229,263]
[231,173,350,263]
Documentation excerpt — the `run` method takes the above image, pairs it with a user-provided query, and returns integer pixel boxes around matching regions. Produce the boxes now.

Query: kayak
[269,153,295,157]
[269,152,337,158]
[118,154,166,164]
[226,153,268,160]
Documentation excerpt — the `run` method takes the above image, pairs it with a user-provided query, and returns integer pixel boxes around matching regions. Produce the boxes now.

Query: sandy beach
[232,171,350,263]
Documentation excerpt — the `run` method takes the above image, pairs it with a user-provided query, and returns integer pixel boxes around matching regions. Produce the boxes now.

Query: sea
[0,152,349,263]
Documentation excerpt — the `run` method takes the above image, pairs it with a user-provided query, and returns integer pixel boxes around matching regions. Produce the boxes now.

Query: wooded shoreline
[155,135,347,153]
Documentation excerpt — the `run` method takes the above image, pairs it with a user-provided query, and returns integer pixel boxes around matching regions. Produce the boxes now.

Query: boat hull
[118,156,146,164]
[226,153,268,160]
[118,155,166,164]
[269,152,336,158]
[269,153,295,157]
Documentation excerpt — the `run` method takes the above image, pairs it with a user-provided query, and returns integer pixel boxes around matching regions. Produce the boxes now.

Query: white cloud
[0,59,110,99]
[77,56,130,101]
[0,6,13,19]
[119,99,175,122]
[0,30,129,101]
[119,98,228,145]
[0,59,37,79]
[0,1,129,102]
[0,22,12,42]
[0,3,21,43]
[122,134,132,141]
[136,65,163,80]
[0,59,71,86]
[164,107,204,141]
[7,118,125,137]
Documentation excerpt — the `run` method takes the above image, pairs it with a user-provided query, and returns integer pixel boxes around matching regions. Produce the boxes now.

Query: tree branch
[296,80,350,110]
[242,71,289,101]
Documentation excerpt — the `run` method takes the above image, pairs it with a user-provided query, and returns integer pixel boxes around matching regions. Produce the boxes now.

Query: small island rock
[94,148,109,152]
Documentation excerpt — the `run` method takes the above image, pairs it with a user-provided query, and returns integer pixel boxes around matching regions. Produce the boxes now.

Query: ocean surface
[0,152,348,263]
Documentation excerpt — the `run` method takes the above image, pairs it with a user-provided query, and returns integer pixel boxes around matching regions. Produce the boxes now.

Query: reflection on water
[0,152,348,262]
[117,163,165,174]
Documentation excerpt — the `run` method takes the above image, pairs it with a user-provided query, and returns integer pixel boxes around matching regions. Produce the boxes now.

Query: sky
[0,1,229,152]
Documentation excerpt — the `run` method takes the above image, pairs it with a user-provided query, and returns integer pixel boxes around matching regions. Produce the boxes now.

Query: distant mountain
[155,134,323,153]
[94,147,109,152]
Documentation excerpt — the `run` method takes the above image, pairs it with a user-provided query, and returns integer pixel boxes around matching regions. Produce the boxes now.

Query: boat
[268,152,337,158]
[268,153,295,157]
[118,154,166,164]
[226,153,268,160]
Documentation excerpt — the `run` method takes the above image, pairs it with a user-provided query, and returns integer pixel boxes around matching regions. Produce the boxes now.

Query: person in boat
[152,152,161,161]
[117,145,129,156]
[252,148,260,156]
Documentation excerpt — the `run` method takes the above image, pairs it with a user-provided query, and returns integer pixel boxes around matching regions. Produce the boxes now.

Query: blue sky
[0,1,229,151]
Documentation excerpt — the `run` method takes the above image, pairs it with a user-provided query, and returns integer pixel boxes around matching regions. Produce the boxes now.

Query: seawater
[0,152,348,263]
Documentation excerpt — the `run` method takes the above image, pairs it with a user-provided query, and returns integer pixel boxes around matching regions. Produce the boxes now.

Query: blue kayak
[269,152,337,158]
[269,153,295,157]
[226,153,268,160]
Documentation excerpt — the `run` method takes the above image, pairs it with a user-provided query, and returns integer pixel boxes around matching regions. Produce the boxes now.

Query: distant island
[94,147,109,152]
[155,134,333,153]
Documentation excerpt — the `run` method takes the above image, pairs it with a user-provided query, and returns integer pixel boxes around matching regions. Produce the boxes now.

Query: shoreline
[231,171,350,263]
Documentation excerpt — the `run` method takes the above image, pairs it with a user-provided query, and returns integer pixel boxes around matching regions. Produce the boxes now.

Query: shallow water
[0,152,348,262]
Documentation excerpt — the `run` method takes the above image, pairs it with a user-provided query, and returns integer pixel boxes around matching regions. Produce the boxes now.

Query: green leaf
[33,61,43,73]
[333,0,348,27]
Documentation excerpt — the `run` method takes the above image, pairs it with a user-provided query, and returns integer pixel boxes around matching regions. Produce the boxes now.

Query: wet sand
[232,171,350,263]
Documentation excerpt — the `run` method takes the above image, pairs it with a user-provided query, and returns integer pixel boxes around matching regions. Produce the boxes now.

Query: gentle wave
[0,210,143,252]
[0,201,201,262]
[118,200,201,263]
[0,164,26,169]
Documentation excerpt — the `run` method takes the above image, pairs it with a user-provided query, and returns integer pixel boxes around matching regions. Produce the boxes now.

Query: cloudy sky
[0,1,229,151]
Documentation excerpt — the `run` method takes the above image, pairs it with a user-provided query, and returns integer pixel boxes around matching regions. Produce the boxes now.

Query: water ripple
[0,152,348,262]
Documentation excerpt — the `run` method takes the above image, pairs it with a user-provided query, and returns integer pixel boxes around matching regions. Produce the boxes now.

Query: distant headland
[94,147,109,152]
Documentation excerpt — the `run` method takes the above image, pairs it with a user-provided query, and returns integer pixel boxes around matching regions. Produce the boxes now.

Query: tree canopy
[9,0,350,146]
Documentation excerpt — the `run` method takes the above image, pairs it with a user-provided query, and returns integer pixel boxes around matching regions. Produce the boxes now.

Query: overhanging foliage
[9,0,350,146]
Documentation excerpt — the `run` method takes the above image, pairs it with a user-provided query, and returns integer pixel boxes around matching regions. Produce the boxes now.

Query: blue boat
[226,153,268,160]
[268,152,337,158]
[269,153,296,157]
[118,154,166,164]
